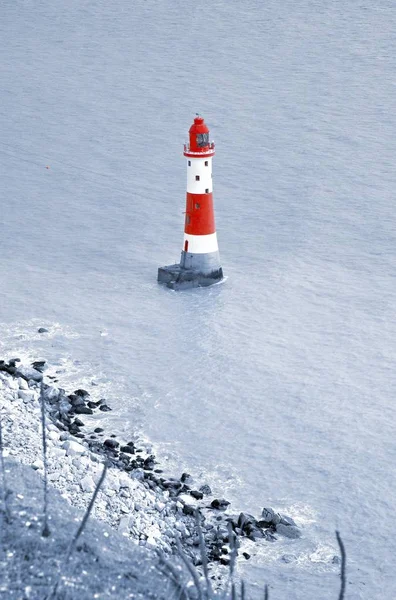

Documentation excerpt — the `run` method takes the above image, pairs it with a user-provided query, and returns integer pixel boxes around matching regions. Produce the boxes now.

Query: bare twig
[39,382,50,537]
[336,530,346,600]
[47,463,107,599]
[175,534,204,600]
[156,551,191,600]
[0,414,11,523]
[240,579,246,600]
[195,509,212,597]
[264,583,269,599]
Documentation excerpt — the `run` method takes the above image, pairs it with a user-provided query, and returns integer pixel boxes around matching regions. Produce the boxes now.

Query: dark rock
[243,552,251,560]
[31,361,46,372]
[162,480,182,490]
[99,404,112,412]
[210,499,230,510]
[220,557,230,566]
[9,358,21,367]
[261,507,280,526]
[190,490,204,500]
[38,327,48,333]
[126,441,135,448]
[104,439,119,449]
[246,525,266,541]
[238,512,257,532]
[120,445,135,455]
[257,520,272,529]
[144,455,155,469]
[68,394,85,407]
[73,418,85,427]
[199,484,212,496]
[118,453,131,462]
[74,389,90,398]
[87,401,98,409]
[74,406,93,415]
[181,472,192,483]
[183,505,195,516]
[94,427,104,433]
[74,433,85,439]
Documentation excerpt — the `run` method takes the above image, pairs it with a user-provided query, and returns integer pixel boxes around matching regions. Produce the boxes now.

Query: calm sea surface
[1,1,395,597]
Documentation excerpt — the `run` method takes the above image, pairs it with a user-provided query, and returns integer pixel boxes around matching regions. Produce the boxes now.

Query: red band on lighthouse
[184,192,215,235]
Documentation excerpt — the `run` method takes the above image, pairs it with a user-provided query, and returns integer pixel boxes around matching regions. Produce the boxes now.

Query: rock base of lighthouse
[157,264,223,290]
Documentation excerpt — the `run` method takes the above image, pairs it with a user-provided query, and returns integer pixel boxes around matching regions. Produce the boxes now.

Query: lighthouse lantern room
[158,116,223,290]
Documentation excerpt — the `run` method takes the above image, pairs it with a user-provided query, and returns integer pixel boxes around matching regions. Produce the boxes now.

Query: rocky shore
[0,355,302,581]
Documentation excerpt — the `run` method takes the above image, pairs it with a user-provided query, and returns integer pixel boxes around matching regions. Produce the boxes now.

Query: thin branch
[39,381,50,537]
[175,534,204,600]
[47,463,107,599]
[240,580,246,600]
[264,584,269,600]
[156,552,191,600]
[0,414,11,523]
[336,530,346,600]
[195,509,212,598]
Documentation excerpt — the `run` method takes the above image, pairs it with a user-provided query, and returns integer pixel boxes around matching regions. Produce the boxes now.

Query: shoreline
[0,356,302,584]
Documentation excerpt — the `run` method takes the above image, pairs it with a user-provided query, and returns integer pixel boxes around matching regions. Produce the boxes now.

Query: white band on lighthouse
[183,232,219,254]
[187,157,213,194]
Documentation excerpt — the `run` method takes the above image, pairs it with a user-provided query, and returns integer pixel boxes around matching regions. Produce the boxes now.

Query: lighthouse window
[188,161,191,166]
[195,175,200,181]
[186,215,191,225]
[205,188,209,193]
[197,133,209,147]
[195,203,200,209]
[205,161,208,166]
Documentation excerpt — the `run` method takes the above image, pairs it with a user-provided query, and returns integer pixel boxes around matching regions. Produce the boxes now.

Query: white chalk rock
[118,516,130,534]
[48,471,60,482]
[48,430,59,442]
[62,440,87,456]
[80,475,96,493]
[18,377,29,390]
[49,447,66,458]
[18,389,36,402]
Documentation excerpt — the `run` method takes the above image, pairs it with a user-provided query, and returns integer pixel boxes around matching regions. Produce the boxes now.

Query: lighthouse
[158,116,223,290]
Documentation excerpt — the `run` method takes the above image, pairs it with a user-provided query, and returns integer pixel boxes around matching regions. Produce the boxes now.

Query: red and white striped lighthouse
[158,116,223,290]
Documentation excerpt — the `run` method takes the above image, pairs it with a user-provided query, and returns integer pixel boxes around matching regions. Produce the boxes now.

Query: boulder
[62,440,87,456]
[276,523,301,539]
[104,439,119,449]
[261,507,281,526]
[211,499,230,510]
[74,406,93,415]
[16,366,43,382]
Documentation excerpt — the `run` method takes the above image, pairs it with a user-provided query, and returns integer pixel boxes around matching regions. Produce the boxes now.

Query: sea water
[1,1,396,597]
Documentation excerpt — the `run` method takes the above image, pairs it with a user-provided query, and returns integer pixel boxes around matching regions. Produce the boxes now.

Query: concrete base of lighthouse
[158,251,223,290]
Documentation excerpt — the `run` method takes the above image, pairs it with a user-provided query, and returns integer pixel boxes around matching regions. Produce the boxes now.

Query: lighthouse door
[184,240,189,252]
